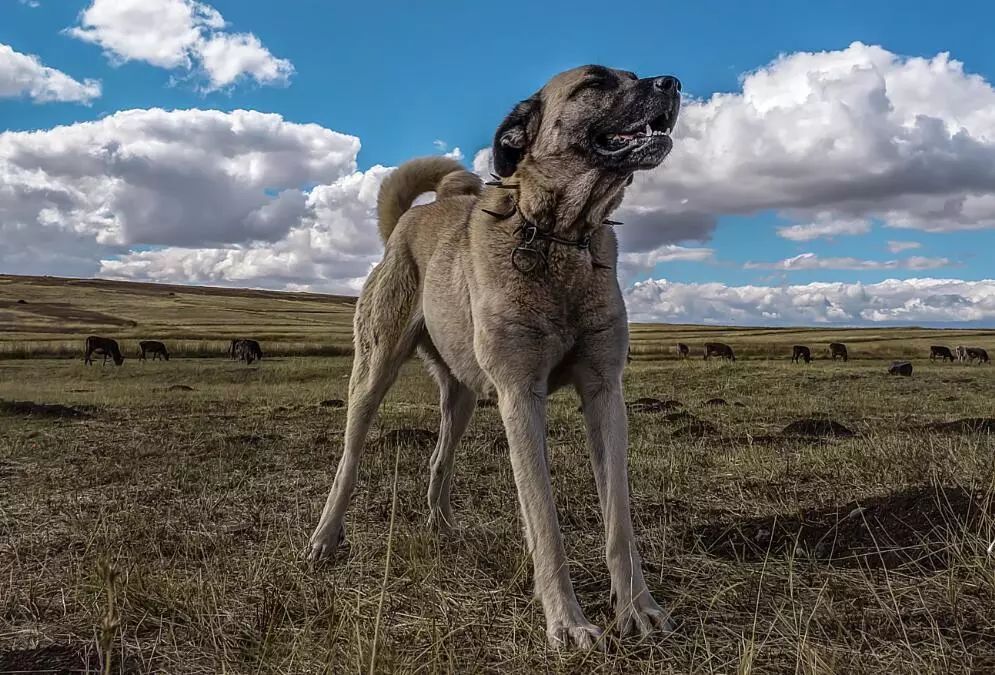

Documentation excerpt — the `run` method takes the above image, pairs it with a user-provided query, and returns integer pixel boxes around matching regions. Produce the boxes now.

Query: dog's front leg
[577,374,672,638]
[496,381,602,650]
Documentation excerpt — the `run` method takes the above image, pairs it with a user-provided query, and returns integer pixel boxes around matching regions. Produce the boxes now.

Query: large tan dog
[309,65,681,649]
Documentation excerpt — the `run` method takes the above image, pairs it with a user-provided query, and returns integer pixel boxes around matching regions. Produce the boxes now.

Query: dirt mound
[690,485,989,570]
[319,398,345,408]
[925,418,995,433]
[0,645,97,672]
[672,420,718,437]
[169,384,195,392]
[704,398,728,406]
[782,418,854,438]
[377,428,438,447]
[0,399,89,419]
[627,397,682,414]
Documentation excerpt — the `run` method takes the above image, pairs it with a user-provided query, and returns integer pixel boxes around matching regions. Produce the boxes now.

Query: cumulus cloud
[0,42,100,103]
[67,0,292,91]
[744,252,952,271]
[625,278,995,326]
[620,42,995,251]
[0,108,385,291]
[887,240,922,253]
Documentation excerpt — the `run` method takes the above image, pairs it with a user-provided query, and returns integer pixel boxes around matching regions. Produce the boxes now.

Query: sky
[2,0,995,326]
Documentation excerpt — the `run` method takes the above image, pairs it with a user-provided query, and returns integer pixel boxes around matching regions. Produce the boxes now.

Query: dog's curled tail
[376,156,473,242]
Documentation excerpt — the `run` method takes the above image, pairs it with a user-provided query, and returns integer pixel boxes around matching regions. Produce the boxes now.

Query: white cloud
[887,240,922,253]
[0,42,100,103]
[0,108,382,291]
[620,42,995,253]
[443,147,464,161]
[619,244,714,284]
[67,0,292,91]
[625,278,995,326]
[18,0,41,7]
[744,252,952,271]
[776,215,871,241]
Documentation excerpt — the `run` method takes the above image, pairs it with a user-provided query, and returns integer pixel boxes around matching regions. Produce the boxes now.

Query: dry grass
[2,275,995,672]
[2,353,995,673]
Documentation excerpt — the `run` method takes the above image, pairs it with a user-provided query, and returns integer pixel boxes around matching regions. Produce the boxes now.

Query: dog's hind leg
[574,359,672,638]
[308,254,422,561]
[419,344,475,531]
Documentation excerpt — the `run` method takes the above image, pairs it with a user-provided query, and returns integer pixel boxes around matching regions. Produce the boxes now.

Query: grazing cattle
[138,340,170,362]
[676,342,690,359]
[889,361,913,377]
[929,345,955,362]
[966,347,990,364]
[84,336,124,366]
[703,342,736,361]
[791,345,811,364]
[828,342,848,362]
[233,339,263,364]
[955,345,969,362]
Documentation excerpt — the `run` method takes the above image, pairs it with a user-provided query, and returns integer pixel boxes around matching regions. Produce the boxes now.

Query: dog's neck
[512,160,629,236]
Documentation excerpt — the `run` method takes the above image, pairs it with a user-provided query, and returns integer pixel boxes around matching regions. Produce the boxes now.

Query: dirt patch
[782,418,854,438]
[0,644,96,672]
[376,428,438,447]
[627,397,682,413]
[169,384,195,392]
[0,399,89,419]
[704,398,728,406]
[924,418,995,433]
[690,485,991,570]
[319,398,345,408]
[664,411,698,423]
[672,420,718,437]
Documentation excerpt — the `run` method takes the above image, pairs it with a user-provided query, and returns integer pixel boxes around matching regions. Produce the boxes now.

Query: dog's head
[492,65,681,179]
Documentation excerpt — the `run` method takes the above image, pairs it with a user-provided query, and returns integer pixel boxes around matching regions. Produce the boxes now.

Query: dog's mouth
[594,111,675,157]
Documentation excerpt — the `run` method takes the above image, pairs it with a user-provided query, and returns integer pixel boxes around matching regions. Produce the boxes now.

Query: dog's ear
[492,94,542,177]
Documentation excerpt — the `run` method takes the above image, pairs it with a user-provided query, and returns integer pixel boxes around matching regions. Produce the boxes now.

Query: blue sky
[3,0,995,325]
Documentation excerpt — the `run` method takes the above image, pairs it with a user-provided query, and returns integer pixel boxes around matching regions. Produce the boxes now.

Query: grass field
[2,275,995,673]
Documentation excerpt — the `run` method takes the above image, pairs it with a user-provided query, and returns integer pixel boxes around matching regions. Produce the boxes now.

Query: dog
[307,65,681,649]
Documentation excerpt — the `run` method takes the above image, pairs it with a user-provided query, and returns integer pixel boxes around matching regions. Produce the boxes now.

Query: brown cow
[233,339,263,365]
[676,342,690,359]
[138,340,170,361]
[791,345,811,364]
[929,345,955,362]
[84,336,124,366]
[703,342,736,361]
[966,347,990,364]
[828,342,848,362]
[889,361,913,377]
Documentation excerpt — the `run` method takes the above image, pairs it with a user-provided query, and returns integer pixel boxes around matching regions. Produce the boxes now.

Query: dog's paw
[426,508,456,534]
[547,620,604,651]
[615,591,674,637]
[305,524,345,562]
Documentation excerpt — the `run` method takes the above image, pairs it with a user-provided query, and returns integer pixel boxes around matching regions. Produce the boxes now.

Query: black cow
[966,347,990,364]
[929,345,955,362]
[138,340,170,361]
[676,343,690,359]
[704,342,736,361]
[233,339,263,365]
[889,361,913,377]
[828,342,848,362]
[791,345,811,364]
[84,336,124,366]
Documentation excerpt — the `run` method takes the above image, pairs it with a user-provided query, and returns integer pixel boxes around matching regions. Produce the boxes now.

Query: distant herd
[81,334,990,370]
[83,335,263,366]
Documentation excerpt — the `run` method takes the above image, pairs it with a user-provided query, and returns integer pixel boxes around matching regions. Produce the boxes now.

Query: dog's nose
[653,76,681,94]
